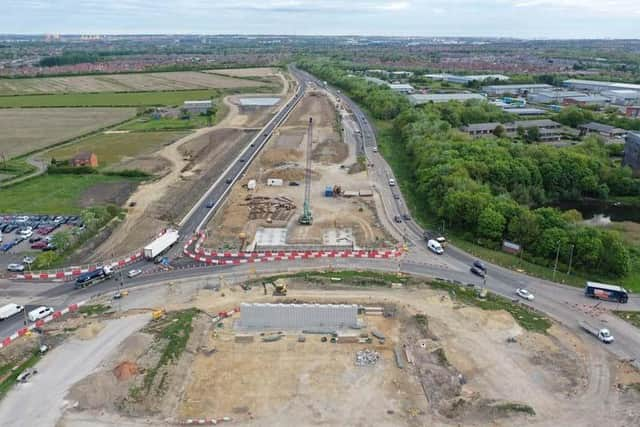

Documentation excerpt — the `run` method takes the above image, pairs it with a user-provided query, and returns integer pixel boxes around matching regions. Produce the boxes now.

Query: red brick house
[71,152,98,168]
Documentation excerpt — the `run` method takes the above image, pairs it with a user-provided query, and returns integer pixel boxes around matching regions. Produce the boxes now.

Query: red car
[37,227,52,235]
[31,241,48,249]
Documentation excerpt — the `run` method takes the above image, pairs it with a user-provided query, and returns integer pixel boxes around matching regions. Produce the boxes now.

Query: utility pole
[566,244,574,276]
[552,241,561,281]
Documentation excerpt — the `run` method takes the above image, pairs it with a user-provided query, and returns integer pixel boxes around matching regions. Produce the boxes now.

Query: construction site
[3,273,633,427]
[204,83,394,252]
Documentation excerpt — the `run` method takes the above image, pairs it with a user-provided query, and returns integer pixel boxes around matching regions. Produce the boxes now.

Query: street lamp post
[566,244,574,276]
[552,241,561,281]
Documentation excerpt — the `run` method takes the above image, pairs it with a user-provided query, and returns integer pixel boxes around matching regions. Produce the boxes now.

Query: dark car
[31,241,48,249]
[225,178,233,184]
[42,244,56,252]
[29,236,42,243]
[473,260,487,271]
[470,266,486,278]
[205,200,215,209]
[239,158,246,163]
[394,215,402,223]
[289,181,300,186]
[402,214,411,221]
[393,194,400,200]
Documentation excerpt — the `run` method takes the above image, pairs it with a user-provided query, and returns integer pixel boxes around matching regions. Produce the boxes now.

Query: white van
[0,303,24,320]
[427,239,444,255]
[388,178,396,186]
[28,306,54,322]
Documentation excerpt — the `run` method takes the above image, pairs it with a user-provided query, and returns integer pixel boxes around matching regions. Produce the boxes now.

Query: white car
[7,263,25,272]
[18,229,33,239]
[28,306,54,322]
[516,288,535,301]
[127,268,142,278]
[22,256,35,265]
[427,239,444,255]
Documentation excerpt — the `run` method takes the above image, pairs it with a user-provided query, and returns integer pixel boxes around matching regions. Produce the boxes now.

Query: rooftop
[579,122,626,134]
[483,84,553,90]
[564,79,640,91]
[408,93,485,104]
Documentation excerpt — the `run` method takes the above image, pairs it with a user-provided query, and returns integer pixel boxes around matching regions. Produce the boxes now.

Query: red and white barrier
[0,299,88,349]
[11,251,144,281]
[181,417,232,425]
[183,232,404,264]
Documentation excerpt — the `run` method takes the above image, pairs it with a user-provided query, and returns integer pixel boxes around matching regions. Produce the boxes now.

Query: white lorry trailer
[579,321,614,344]
[0,303,24,320]
[143,229,180,260]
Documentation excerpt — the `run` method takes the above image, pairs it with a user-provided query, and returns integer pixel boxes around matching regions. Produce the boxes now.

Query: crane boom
[298,116,314,225]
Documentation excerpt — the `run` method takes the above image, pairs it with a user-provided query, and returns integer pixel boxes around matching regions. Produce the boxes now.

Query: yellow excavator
[262,279,288,296]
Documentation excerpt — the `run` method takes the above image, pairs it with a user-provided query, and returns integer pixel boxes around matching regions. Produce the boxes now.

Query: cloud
[513,0,640,15]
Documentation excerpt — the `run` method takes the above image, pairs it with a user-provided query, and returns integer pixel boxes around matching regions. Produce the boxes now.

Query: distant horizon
[2,33,640,42]
[2,1,639,39]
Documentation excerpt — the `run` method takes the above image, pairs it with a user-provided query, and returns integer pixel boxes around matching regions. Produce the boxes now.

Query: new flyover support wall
[238,303,358,331]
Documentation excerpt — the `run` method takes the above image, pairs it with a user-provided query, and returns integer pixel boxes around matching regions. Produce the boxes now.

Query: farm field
[0,89,221,108]
[0,174,136,214]
[0,71,264,95]
[45,131,187,168]
[117,114,213,132]
[204,67,279,77]
[0,107,137,158]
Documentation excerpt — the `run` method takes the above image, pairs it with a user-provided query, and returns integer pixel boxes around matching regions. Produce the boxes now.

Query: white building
[564,79,640,93]
[424,73,509,84]
[528,90,586,104]
[602,90,640,105]
[408,93,486,105]
[388,83,415,94]
[183,100,213,114]
[482,84,553,96]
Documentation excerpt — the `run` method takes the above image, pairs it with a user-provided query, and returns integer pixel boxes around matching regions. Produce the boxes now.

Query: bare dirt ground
[78,181,139,208]
[204,87,394,250]
[51,280,640,427]
[87,69,292,260]
[205,67,279,78]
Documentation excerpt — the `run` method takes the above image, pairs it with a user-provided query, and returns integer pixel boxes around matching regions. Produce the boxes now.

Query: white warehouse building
[563,79,640,93]
[238,303,359,331]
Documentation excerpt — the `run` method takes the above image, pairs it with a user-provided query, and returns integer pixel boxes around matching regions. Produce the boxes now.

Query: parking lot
[1,214,84,273]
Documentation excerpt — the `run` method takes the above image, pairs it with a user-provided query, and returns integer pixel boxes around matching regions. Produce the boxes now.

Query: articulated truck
[75,266,113,289]
[144,229,180,260]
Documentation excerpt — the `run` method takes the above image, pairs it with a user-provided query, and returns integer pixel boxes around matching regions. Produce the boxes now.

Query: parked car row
[0,214,83,235]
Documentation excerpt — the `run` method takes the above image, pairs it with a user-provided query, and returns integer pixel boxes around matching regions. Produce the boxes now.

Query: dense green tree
[477,207,506,242]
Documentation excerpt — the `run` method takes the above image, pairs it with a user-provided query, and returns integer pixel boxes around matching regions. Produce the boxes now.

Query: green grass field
[0,174,132,214]
[118,115,211,131]
[46,131,187,167]
[0,89,221,108]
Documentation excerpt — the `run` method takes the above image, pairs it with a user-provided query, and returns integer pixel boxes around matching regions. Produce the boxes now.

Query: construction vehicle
[152,309,166,320]
[298,117,314,225]
[262,279,288,296]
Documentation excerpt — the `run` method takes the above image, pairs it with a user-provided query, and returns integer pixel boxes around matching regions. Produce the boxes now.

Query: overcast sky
[3,0,640,39]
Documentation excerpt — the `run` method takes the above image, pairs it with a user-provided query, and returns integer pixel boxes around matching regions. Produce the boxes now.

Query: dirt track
[204,86,394,250]
[89,69,292,260]
[50,281,640,427]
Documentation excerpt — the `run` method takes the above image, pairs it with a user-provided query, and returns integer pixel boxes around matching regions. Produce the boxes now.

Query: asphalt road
[176,66,311,242]
[1,66,638,367]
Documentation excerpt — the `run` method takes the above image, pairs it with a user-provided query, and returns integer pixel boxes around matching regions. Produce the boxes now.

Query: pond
[555,199,640,223]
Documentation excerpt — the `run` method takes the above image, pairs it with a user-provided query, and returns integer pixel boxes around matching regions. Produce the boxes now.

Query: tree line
[298,59,638,277]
